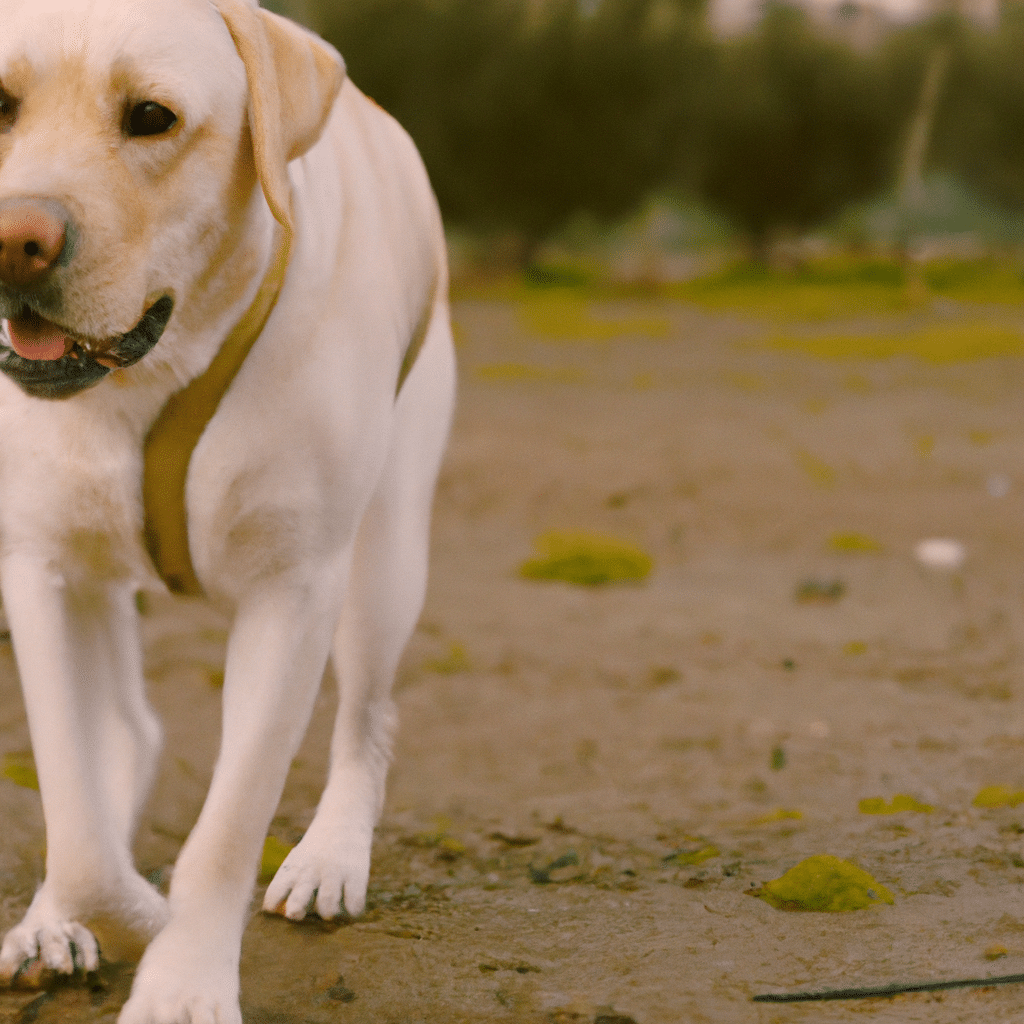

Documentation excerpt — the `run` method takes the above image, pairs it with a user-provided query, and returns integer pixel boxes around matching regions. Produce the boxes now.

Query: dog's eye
[124,101,177,138]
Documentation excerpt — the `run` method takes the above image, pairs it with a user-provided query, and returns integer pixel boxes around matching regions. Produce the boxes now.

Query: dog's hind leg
[263,305,456,922]
[0,560,167,982]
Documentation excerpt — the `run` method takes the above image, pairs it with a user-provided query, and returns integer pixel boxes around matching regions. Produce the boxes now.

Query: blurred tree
[323,0,712,265]
[874,12,973,260]
[934,9,1024,216]
[689,5,902,261]
[262,0,323,31]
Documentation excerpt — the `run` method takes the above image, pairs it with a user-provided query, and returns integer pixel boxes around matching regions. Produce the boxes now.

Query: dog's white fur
[0,1,455,1020]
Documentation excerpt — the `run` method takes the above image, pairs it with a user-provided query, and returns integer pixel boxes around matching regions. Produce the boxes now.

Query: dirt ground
[4,291,1024,1022]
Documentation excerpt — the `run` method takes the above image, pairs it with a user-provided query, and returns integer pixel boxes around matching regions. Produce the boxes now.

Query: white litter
[987,474,1011,498]
[914,538,966,570]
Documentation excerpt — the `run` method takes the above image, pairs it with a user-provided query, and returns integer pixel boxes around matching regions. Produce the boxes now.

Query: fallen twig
[752,972,1024,1002]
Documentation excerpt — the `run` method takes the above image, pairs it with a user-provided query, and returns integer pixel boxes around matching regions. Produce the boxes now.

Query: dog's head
[0,0,344,398]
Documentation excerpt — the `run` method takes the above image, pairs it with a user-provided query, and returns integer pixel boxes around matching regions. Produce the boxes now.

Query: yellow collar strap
[142,223,292,596]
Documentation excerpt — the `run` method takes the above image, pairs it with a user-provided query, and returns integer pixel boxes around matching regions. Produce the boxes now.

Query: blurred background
[263,0,1024,282]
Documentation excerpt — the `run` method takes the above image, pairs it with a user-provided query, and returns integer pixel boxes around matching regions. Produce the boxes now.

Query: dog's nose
[0,200,70,289]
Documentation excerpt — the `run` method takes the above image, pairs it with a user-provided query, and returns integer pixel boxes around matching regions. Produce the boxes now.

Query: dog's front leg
[0,552,168,982]
[119,576,342,1024]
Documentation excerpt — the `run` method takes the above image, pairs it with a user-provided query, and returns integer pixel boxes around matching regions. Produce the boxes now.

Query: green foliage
[321,0,710,256]
[691,6,903,256]
[933,10,1024,214]
[293,0,1024,258]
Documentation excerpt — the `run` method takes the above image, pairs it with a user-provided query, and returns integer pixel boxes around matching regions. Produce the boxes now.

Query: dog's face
[0,0,343,398]
[0,0,253,393]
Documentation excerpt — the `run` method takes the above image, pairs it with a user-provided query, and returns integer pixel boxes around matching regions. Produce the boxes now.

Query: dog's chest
[0,398,149,579]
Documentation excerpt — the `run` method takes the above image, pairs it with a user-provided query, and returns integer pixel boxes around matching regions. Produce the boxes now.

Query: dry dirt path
[3,295,1024,1021]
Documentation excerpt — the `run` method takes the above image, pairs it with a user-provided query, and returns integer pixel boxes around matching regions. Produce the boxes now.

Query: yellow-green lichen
[520,531,653,586]
[756,855,894,912]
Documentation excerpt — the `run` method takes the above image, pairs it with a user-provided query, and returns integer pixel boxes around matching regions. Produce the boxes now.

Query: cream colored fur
[0,1,455,1021]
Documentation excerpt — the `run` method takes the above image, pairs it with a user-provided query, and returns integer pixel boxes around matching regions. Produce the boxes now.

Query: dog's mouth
[0,296,174,399]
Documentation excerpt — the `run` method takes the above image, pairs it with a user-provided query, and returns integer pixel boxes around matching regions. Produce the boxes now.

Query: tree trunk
[896,43,949,289]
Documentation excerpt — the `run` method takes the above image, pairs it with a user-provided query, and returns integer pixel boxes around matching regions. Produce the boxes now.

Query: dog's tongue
[4,311,71,361]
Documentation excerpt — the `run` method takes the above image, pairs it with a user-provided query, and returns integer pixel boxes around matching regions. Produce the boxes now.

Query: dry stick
[753,972,1024,1003]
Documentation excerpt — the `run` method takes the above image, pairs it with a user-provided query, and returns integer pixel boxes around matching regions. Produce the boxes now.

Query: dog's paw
[88,873,169,962]
[262,826,371,920]
[0,915,99,986]
[118,927,241,1024]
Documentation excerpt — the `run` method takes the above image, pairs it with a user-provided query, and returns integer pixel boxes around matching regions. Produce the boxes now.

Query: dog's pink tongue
[4,312,70,361]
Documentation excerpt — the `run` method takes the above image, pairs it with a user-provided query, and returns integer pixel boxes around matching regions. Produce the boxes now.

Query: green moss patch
[829,532,883,553]
[664,844,720,867]
[520,531,653,586]
[476,362,582,384]
[2,751,38,791]
[755,855,894,912]
[424,642,472,674]
[973,785,1024,809]
[259,836,293,884]
[859,794,934,815]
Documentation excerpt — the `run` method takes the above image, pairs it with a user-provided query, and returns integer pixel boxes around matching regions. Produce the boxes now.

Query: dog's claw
[10,957,44,990]
[0,914,100,989]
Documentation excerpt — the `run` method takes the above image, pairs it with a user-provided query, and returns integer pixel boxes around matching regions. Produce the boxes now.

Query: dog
[0,0,455,1021]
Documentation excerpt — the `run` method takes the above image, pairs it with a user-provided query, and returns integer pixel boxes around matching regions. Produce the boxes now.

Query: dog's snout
[0,200,71,289]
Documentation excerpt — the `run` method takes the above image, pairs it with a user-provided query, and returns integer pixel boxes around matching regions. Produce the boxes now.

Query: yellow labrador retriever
[0,0,455,1020]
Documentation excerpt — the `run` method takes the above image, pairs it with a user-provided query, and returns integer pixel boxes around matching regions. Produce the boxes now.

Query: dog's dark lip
[0,295,174,399]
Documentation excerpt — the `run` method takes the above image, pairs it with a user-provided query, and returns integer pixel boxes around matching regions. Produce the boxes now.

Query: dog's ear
[215,0,346,228]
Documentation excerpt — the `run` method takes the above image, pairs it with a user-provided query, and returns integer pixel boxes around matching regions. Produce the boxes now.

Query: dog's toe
[0,918,99,987]
[261,830,370,921]
[0,929,38,987]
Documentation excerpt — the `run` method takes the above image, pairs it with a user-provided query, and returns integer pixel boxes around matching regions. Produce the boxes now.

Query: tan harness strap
[141,224,433,598]
[142,226,292,596]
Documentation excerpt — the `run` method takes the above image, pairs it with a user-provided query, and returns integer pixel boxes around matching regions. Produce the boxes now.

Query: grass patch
[476,362,582,384]
[519,291,670,341]
[520,531,653,586]
[453,257,1024,321]
[762,321,1024,363]
[923,259,1024,304]
[669,259,914,320]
